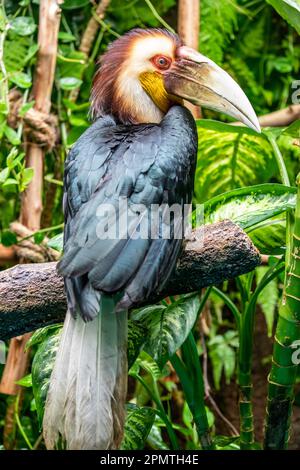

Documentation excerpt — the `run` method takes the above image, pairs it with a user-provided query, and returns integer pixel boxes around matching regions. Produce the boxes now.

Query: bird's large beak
[164,46,260,132]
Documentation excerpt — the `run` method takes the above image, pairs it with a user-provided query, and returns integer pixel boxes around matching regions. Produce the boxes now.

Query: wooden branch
[80,0,111,56]
[0,221,260,341]
[69,0,111,102]
[177,0,201,119]
[21,0,61,230]
[0,0,62,396]
[258,104,300,128]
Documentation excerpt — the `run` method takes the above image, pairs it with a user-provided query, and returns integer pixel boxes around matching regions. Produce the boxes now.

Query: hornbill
[43,28,260,450]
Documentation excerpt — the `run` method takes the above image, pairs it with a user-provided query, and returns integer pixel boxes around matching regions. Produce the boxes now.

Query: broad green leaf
[147,421,170,450]
[248,217,286,255]
[4,125,21,145]
[256,266,279,337]
[195,122,274,202]
[121,404,156,450]
[47,232,63,252]
[10,16,37,36]
[26,324,62,350]
[208,330,238,389]
[131,351,165,381]
[32,330,61,425]
[58,77,83,90]
[9,71,32,89]
[15,373,32,387]
[128,319,148,369]
[196,119,259,137]
[266,0,300,34]
[204,184,296,229]
[132,295,200,369]
[282,119,300,138]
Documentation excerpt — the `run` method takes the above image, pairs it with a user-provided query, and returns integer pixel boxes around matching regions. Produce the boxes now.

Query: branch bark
[0,0,62,396]
[79,0,111,57]
[0,221,260,341]
[177,0,201,119]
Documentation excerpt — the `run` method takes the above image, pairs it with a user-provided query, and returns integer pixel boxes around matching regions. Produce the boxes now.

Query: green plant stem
[212,286,241,330]
[268,135,293,267]
[134,373,179,450]
[14,393,33,450]
[16,222,64,244]
[264,173,300,449]
[238,262,284,449]
[172,333,214,450]
[144,0,175,32]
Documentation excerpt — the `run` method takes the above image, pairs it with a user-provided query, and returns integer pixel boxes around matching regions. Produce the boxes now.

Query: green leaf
[266,0,300,34]
[121,404,156,450]
[256,266,279,337]
[58,77,83,90]
[58,32,76,42]
[248,217,286,255]
[19,100,35,117]
[146,421,170,450]
[0,102,8,115]
[34,232,45,245]
[204,184,297,229]
[2,178,18,187]
[0,167,9,184]
[15,374,32,388]
[195,121,274,202]
[26,324,62,350]
[131,351,164,381]
[132,295,200,369]
[9,71,32,89]
[4,35,32,72]
[214,435,240,450]
[196,119,259,137]
[208,330,238,389]
[6,148,19,169]
[282,119,300,138]
[22,167,34,186]
[1,230,17,246]
[10,16,37,36]
[24,44,39,63]
[32,330,61,425]
[4,125,21,145]
[69,115,88,127]
[128,319,148,369]
[47,232,63,252]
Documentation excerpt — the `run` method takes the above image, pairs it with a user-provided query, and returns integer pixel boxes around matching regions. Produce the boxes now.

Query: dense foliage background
[0,0,299,451]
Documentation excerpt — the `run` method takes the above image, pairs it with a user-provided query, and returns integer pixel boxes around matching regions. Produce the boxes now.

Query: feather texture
[43,298,127,450]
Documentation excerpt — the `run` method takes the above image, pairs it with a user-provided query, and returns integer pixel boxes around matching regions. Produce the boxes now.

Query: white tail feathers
[43,298,127,450]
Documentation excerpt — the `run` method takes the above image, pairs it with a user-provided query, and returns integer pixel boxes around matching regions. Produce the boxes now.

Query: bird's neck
[115,72,167,124]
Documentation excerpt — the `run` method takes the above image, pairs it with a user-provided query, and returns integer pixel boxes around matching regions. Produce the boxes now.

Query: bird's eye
[151,55,172,71]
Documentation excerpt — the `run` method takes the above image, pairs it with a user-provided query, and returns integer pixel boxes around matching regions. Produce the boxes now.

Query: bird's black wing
[58,106,197,320]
